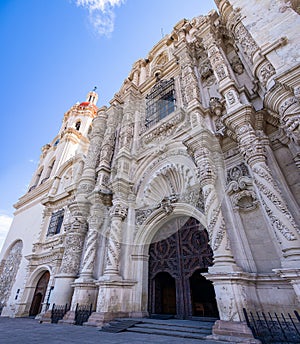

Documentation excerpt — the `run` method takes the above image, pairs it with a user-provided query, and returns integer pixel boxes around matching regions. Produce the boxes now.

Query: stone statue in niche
[226,163,258,211]
[209,97,224,116]
[231,56,244,75]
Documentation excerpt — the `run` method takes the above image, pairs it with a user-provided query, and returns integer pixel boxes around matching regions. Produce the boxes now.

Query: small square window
[145,78,176,128]
[47,209,64,236]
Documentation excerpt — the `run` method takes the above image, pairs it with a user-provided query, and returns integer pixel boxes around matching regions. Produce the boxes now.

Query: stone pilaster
[173,32,201,109]
[223,107,300,269]
[184,132,244,322]
[95,102,119,192]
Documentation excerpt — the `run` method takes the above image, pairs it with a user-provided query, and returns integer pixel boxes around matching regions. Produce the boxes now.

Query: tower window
[145,78,176,128]
[75,121,81,131]
[47,209,64,236]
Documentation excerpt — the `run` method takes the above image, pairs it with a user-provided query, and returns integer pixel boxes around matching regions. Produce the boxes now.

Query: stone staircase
[101,317,221,341]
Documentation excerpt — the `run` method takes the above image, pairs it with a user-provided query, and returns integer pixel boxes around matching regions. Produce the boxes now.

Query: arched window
[75,121,81,131]
[29,167,43,191]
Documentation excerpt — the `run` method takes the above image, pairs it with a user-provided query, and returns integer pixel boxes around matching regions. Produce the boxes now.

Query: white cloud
[0,214,12,252]
[75,0,126,37]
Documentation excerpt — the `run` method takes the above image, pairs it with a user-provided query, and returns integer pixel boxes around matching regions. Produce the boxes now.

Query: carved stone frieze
[141,109,186,145]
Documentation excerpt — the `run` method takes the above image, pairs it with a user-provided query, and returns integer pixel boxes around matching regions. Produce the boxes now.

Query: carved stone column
[79,108,107,197]
[264,83,300,159]
[95,102,119,191]
[103,202,128,277]
[51,203,88,325]
[185,137,238,271]
[173,35,201,109]
[234,122,300,267]
[56,112,107,324]
[184,133,247,322]
[69,197,106,311]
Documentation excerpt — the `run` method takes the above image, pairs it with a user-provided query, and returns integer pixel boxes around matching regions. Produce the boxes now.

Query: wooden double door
[148,217,219,319]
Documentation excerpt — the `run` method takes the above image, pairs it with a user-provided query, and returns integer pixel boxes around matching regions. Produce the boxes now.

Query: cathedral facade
[1,0,300,336]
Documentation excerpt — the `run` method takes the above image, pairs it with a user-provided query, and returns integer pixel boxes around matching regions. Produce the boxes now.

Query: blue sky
[0,0,217,248]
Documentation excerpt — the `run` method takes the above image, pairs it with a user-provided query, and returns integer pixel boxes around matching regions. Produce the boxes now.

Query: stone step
[100,320,141,333]
[127,326,222,342]
[115,317,217,329]
[133,322,212,335]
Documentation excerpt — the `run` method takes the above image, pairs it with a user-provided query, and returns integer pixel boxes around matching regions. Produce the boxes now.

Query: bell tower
[28,89,99,191]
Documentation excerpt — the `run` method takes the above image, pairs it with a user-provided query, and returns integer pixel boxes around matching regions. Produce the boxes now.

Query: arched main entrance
[148,217,219,319]
[29,271,50,316]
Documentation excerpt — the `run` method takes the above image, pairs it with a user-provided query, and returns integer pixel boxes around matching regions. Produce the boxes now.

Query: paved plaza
[0,317,224,344]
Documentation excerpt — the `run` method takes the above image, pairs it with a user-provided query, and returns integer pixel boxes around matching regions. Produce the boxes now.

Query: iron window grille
[145,78,176,128]
[47,209,64,236]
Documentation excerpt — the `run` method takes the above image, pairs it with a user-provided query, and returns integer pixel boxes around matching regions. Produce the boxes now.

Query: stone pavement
[0,317,224,344]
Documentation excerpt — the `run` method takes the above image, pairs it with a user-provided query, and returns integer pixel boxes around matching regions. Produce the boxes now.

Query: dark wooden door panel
[149,217,215,318]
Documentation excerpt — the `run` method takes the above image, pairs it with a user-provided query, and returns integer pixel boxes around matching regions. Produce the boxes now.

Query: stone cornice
[14,178,53,210]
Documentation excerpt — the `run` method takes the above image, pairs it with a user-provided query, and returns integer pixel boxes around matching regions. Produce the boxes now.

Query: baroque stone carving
[209,97,224,116]
[142,163,194,206]
[231,55,244,75]
[142,110,185,145]
[252,163,300,240]
[234,22,259,60]
[0,241,23,312]
[258,62,275,87]
[60,233,85,274]
[226,163,258,211]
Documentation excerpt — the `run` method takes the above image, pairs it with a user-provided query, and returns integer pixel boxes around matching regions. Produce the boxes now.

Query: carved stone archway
[148,217,219,319]
[29,271,50,316]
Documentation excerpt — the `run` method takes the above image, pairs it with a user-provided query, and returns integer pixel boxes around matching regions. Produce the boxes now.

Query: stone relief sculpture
[0,241,23,313]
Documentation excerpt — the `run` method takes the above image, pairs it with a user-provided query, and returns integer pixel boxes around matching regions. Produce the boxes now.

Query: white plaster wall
[0,202,44,316]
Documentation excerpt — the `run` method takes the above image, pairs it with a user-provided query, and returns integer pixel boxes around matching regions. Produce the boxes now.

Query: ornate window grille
[145,78,176,128]
[47,209,64,236]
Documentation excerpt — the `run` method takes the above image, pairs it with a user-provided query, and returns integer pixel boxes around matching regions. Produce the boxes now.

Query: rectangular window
[145,78,176,128]
[47,209,64,236]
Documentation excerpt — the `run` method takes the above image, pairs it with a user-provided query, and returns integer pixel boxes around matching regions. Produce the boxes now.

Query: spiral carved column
[103,202,128,277]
